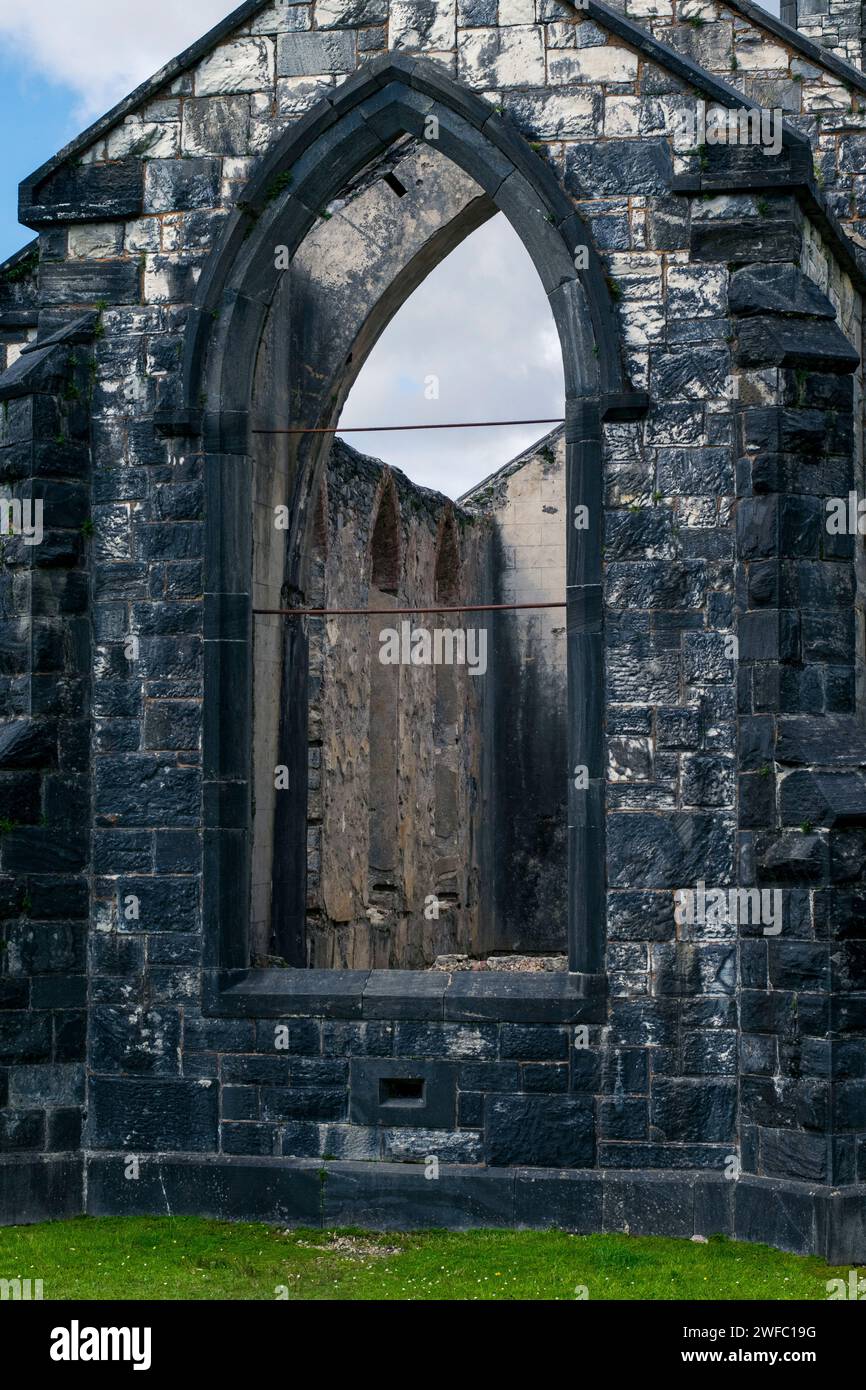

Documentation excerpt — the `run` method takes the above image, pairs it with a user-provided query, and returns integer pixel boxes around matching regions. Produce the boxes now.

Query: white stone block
[391,0,456,52]
[68,223,125,259]
[547,45,639,84]
[196,38,275,95]
[106,119,180,160]
[458,25,545,88]
[733,36,789,71]
[499,0,536,24]
[604,95,640,137]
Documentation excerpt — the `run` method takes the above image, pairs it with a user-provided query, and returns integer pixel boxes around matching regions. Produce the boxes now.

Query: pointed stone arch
[369,474,401,598]
[196,53,635,982]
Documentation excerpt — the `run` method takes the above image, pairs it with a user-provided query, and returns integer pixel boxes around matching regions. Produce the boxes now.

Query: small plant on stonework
[795,367,808,406]
[756,198,771,217]
[318,209,332,221]
[801,821,813,834]
[0,818,18,835]
[730,56,739,72]
[813,161,824,188]
[687,15,705,28]
[236,200,260,241]
[21,895,31,914]
[653,490,663,503]
[0,250,38,284]
[759,764,771,777]
[64,380,81,403]
[81,518,95,538]
[529,141,545,152]
[265,171,293,202]
[606,277,623,302]
[698,143,709,171]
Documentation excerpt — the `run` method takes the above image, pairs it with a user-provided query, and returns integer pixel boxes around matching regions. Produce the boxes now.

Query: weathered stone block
[196,38,275,95]
[485,1094,594,1166]
[277,30,356,75]
[143,160,222,214]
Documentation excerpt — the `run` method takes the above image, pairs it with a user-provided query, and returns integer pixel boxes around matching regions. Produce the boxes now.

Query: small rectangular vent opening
[382,172,407,198]
[379,1076,424,1105]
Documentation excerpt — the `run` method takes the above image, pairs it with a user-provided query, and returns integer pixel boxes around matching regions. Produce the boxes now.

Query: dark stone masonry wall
[0,0,865,1260]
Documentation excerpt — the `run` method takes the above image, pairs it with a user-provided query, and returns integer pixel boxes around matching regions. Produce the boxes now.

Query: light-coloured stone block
[458,25,545,87]
[68,223,125,259]
[391,0,457,52]
[547,45,639,84]
[196,37,275,94]
[604,95,640,136]
[733,36,789,71]
[499,0,535,24]
[106,119,179,160]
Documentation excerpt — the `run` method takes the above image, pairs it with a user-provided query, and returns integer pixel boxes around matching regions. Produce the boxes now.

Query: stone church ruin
[1,0,866,1260]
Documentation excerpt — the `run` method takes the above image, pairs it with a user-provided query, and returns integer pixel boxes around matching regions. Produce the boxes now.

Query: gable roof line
[722,0,866,96]
[20,0,853,200]
[0,238,39,276]
[590,0,806,148]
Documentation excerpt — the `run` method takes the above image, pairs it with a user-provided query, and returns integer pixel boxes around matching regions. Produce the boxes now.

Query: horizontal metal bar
[254,601,567,617]
[251,417,565,436]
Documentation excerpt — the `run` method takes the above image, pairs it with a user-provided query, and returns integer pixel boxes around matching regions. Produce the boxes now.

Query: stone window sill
[204,968,605,1023]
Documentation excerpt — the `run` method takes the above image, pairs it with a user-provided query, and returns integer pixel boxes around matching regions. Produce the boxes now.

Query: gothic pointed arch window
[199,59,617,983]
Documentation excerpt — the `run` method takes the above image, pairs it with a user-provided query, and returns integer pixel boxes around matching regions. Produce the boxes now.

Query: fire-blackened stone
[88,1077,218,1151]
[651,1079,737,1143]
[485,1094,594,1167]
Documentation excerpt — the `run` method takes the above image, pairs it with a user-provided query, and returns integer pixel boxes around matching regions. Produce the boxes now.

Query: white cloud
[339,214,566,499]
[0,0,232,121]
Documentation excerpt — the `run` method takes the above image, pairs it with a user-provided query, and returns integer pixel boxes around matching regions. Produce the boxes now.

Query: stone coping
[203,967,606,1022]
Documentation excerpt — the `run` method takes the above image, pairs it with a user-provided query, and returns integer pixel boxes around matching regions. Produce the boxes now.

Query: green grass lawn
[0,1217,852,1300]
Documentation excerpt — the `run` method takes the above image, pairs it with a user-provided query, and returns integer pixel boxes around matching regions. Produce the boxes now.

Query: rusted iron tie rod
[254,601,567,617]
[251,418,566,435]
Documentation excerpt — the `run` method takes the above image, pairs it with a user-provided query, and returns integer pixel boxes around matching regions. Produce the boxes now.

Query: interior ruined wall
[463,429,569,955]
[307,441,486,968]
[301,427,570,970]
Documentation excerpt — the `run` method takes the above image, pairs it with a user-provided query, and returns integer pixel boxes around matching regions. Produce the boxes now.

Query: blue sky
[0,57,81,261]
